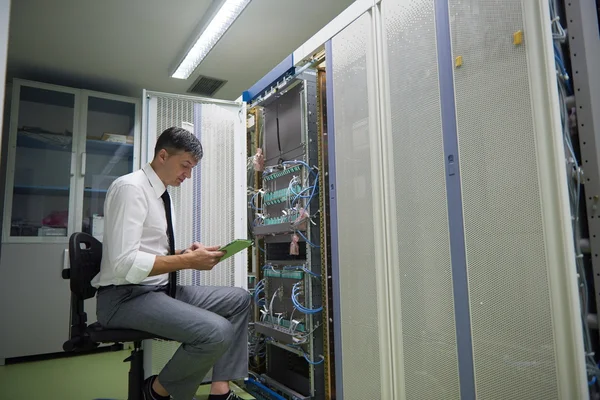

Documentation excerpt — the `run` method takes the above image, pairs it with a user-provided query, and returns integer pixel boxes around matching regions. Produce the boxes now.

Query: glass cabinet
[8,85,77,238]
[79,94,138,240]
[2,80,140,243]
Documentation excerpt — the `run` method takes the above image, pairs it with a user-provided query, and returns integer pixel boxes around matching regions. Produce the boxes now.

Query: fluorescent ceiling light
[172,0,252,79]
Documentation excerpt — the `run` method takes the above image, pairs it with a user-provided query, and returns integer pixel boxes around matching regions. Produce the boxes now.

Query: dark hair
[154,127,203,161]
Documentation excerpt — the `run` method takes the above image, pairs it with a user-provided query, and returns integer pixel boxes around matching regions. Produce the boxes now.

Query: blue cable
[292,296,322,314]
[305,174,319,206]
[296,230,320,248]
[253,280,265,305]
[249,192,262,211]
[303,353,325,365]
[553,42,573,94]
[284,160,320,207]
[254,289,264,304]
[302,266,321,278]
[245,378,287,400]
[292,282,323,314]
[290,185,312,197]
[291,186,315,204]
[286,343,324,365]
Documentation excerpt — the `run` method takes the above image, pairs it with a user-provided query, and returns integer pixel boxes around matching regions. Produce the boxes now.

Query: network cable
[292,282,323,314]
[253,279,266,306]
[303,352,325,365]
[249,191,263,211]
[296,230,320,248]
[286,342,325,365]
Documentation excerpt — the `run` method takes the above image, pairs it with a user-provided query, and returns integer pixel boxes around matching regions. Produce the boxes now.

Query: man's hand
[183,243,225,271]
[187,242,203,252]
[181,242,204,254]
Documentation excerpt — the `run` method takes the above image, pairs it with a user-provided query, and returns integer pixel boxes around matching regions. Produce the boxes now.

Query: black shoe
[208,391,243,400]
[224,391,243,400]
[142,375,154,400]
[143,375,170,400]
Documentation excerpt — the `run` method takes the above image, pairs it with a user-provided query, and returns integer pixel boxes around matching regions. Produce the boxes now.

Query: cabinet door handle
[81,152,86,176]
[70,152,76,177]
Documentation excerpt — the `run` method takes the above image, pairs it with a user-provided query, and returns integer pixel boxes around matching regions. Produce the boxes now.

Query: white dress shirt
[91,163,174,287]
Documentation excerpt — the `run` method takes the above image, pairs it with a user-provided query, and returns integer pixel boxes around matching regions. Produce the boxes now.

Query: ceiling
[6,0,353,100]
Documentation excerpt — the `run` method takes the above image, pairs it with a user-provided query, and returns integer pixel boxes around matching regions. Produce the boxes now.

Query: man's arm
[148,252,190,276]
[105,184,166,283]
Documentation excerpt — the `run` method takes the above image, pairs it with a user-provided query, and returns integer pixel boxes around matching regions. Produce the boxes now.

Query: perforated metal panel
[383,0,461,398]
[450,1,559,398]
[153,97,195,288]
[144,94,243,377]
[192,102,238,288]
[331,12,382,400]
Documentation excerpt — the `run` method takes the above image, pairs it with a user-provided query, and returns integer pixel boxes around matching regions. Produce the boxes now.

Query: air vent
[187,75,227,97]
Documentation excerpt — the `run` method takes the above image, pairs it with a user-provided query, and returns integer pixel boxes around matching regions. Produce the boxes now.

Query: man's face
[161,150,198,187]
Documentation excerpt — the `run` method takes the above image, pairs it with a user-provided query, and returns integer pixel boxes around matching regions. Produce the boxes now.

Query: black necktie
[161,190,177,298]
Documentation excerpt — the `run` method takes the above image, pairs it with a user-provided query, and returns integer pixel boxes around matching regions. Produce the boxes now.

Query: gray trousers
[96,284,251,400]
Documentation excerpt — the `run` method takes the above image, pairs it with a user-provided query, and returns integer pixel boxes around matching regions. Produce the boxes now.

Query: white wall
[0,0,10,156]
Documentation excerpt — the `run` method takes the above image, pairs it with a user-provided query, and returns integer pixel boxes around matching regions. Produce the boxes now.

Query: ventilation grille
[384,0,461,398]
[188,75,227,97]
[192,102,237,288]
[147,95,239,379]
[331,12,383,400]
[450,0,559,398]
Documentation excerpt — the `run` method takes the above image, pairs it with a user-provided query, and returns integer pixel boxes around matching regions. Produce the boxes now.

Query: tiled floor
[0,349,254,400]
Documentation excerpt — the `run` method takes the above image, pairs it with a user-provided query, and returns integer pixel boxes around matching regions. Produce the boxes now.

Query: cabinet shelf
[86,140,134,156]
[13,185,108,196]
[17,132,71,152]
[84,188,109,195]
[17,131,133,156]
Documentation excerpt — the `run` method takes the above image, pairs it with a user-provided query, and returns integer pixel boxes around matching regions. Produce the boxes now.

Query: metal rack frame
[248,70,327,400]
[564,0,600,329]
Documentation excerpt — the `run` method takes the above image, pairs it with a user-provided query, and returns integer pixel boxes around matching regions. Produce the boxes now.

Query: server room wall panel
[450,1,559,398]
[330,11,383,400]
[382,0,461,398]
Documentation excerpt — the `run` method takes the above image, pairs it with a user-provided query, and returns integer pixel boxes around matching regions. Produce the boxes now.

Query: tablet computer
[219,239,253,261]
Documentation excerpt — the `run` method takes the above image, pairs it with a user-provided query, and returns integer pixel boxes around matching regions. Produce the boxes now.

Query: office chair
[62,232,163,400]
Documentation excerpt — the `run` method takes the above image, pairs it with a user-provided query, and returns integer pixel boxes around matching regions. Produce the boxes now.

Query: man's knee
[192,318,234,351]
[231,287,251,314]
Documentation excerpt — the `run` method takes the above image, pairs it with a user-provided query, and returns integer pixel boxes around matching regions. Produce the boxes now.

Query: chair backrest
[68,232,102,300]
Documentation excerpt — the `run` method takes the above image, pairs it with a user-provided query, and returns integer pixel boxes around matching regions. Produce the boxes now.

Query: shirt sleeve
[104,183,157,284]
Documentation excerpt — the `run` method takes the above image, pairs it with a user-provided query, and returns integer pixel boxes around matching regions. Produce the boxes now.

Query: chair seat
[87,322,161,343]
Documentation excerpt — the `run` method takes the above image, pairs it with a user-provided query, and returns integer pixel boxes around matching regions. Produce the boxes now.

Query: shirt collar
[142,163,166,198]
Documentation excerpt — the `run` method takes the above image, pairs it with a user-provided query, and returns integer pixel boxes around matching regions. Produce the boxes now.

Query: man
[92,127,250,400]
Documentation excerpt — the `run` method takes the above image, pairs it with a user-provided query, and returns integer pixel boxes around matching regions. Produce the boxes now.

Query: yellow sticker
[455,56,463,68]
[513,30,524,45]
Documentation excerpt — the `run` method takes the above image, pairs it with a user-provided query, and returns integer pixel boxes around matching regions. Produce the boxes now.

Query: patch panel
[262,315,307,332]
[264,269,304,280]
[263,186,303,206]
[264,165,302,181]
